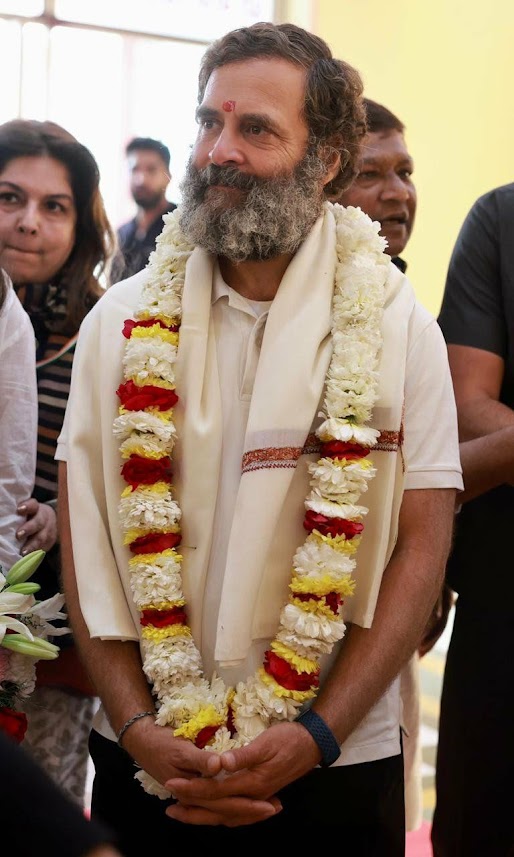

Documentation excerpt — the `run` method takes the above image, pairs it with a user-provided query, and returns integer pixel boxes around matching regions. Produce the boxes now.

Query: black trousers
[89,729,405,855]
[432,597,514,857]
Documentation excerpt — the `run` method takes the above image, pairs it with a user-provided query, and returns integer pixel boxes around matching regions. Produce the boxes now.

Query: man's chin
[380,225,409,258]
[205,185,246,204]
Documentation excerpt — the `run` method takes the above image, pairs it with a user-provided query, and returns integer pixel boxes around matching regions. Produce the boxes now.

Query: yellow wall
[302,0,514,315]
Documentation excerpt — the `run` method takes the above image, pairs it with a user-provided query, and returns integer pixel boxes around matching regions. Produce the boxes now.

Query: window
[1,0,276,229]
[55,0,274,41]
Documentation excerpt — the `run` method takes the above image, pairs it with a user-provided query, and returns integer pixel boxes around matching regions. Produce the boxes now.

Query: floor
[405,605,454,856]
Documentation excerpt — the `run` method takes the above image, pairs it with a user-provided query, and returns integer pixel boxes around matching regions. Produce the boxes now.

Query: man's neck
[218,252,294,300]
[136,198,169,236]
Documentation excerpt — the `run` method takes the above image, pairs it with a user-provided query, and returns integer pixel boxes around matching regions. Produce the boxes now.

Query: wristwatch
[295,708,341,767]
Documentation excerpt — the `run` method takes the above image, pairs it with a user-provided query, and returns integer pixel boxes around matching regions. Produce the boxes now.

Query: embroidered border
[242,429,402,474]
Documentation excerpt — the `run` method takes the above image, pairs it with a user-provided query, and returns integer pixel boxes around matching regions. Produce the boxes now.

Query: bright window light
[0,0,43,14]
[21,23,49,120]
[55,0,274,41]
[0,19,21,123]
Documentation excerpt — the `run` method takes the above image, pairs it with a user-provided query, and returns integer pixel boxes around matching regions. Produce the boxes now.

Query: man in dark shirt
[432,183,514,857]
[115,137,177,281]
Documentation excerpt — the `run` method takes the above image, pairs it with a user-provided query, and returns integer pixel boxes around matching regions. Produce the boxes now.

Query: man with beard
[115,137,176,280]
[56,22,462,855]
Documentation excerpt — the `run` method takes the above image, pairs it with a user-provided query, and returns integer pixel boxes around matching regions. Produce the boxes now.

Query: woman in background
[0,269,37,572]
[0,118,116,806]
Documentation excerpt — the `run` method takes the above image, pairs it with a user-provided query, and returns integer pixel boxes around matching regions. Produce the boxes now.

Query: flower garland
[114,203,388,796]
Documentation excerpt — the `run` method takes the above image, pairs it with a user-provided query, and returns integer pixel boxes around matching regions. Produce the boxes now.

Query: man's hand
[121,715,223,787]
[16,497,57,554]
[418,582,454,658]
[164,720,320,826]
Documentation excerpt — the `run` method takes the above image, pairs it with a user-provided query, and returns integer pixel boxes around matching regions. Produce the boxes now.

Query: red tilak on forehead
[222,100,236,112]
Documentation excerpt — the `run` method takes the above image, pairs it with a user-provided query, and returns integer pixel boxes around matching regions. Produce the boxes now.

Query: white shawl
[65,205,414,664]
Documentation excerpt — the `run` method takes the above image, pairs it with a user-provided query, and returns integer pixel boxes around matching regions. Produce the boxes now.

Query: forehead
[201,57,307,124]
[361,129,411,164]
[0,155,72,193]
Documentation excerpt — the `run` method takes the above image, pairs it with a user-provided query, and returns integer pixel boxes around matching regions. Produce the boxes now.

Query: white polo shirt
[58,263,462,764]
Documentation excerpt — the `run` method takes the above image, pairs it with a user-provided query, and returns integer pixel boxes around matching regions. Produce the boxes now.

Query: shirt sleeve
[0,283,37,571]
[437,191,506,357]
[403,306,463,491]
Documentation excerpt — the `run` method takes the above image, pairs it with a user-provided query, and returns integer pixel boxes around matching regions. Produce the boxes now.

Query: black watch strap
[295,708,341,767]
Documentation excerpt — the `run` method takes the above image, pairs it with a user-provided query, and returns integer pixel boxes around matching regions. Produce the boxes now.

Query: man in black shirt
[433,183,514,857]
[115,137,177,281]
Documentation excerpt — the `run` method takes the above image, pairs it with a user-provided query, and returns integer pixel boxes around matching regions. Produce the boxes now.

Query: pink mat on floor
[406,821,432,857]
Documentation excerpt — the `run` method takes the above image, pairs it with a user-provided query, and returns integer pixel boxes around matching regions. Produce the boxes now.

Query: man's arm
[164,486,455,825]
[313,487,455,737]
[445,344,514,501]
[58,461,222,786]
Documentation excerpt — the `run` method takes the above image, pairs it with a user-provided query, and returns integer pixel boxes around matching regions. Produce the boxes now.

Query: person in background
[338,97,415,274]
[0,728,122,857]
[115,137,176,281]
[0,269,37,572]
[0,118,116,807]
[339,97,451,832]
[58,23,461,855]
[432,182,514,857]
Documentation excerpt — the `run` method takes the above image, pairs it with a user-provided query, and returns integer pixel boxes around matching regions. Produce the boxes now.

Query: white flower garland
[114,203,389,796]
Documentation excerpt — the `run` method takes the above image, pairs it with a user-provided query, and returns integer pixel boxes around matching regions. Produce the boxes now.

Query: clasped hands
[140,719,322,827]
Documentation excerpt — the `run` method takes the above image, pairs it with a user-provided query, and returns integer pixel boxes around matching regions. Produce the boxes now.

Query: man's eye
[399,169,413,179]
[358,171,378,181]
[0,191,18,204]
[247,125,263,136]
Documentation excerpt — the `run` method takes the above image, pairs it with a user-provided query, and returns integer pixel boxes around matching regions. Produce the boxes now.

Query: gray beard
[178,149,327,262]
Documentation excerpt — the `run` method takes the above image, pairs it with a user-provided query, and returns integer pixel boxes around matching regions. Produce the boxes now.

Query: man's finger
[219,745,257,773]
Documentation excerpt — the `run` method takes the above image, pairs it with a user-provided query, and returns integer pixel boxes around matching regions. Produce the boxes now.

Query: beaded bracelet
[117,710,155,748]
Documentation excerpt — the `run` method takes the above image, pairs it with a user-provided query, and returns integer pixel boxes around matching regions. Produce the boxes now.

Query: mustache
[194,164,267,193]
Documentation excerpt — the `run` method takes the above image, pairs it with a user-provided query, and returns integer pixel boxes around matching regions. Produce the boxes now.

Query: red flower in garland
[303,510,364,538]
[122,318,179,338]
[195,725,220,749]
[264,651,319,691]
[227,704,236,737]
[116,380,178,412]
[0,707,28,743]
[129,532,182,554]
[321,440,370,460]
[140,606,187,628]
[121,455,173,490]
[294,591,342,614]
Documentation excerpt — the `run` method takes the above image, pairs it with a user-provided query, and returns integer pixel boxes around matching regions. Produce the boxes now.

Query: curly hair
[0,119,116,333]
[198,22,366,197]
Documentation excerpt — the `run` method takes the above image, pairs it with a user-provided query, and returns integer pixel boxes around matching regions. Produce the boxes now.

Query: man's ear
[319,137,342,188]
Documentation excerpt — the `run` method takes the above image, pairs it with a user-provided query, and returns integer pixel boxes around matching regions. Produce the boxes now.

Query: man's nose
[380,173,410,201]
[208,127,245,166]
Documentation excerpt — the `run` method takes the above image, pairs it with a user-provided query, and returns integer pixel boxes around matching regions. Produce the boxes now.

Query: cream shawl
[65,203,414,664]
